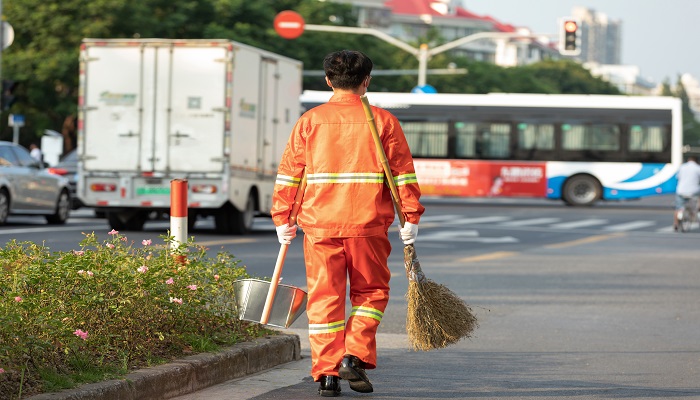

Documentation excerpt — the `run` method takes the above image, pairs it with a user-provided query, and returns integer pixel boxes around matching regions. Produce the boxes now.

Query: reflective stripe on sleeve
[350,306,384,322]
[307,172,384,184]
[308,320,346,335]
[394,173,418,186]
[275,174,301,187]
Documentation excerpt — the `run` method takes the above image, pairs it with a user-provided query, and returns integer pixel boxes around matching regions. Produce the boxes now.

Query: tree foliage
[2,0,693,147]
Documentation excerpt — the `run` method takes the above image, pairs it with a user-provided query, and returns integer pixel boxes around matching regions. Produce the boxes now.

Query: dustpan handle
[360,95,406,227]
[260,171,307,325]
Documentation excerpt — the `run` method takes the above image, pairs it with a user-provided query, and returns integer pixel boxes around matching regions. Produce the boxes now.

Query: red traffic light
[563,20,578,33]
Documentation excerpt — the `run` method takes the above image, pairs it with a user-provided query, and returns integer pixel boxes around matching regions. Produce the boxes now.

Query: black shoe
[318,375,341,397]
[339,355,373,393]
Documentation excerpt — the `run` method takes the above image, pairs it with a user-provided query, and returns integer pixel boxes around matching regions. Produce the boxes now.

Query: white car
[0,141,72,225]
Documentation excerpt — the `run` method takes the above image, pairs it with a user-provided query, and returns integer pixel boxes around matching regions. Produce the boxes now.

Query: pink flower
[186,285,197,291]
[78,270,85,275]
[120,236,127,242]
[137,265,148,273]
[214,275,220,281]
[106,243,115,249]
[14,296,22,302]
[169,297,183,304]
[87,271,94,277]
[108,229,118,235]
[73,329,88,340]
[0,368,4,374]
[165,278,174,285]
[73,250,84,256]
[142,239,152,246]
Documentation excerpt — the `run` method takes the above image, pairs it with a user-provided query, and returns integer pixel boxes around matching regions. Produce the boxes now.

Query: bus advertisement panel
[414,159,547,198]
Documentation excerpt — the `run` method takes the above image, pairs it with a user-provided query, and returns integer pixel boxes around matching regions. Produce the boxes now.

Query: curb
[27,334,301,400]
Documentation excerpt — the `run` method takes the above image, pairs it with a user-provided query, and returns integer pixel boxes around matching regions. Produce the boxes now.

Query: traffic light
[559,18,581,56]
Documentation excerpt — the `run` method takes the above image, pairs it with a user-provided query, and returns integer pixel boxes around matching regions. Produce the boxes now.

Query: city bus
[300,90,683,206]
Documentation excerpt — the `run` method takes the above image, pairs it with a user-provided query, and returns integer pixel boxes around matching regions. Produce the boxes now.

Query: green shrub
[0,230,268,399]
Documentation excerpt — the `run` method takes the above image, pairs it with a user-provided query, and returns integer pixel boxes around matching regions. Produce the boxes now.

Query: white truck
[77,39,302,233]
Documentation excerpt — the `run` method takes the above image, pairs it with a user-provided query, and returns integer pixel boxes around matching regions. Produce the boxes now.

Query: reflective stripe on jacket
[271,93,424,237]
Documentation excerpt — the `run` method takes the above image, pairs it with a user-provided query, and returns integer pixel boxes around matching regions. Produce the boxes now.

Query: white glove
[275,224,297,245]
[399,221,418,245]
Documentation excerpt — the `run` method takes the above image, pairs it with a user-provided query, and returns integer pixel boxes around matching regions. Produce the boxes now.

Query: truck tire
[46,190,71,224]
[215,193,256,234]
[107,210,149,231]
[0,189,9,226]
[562,175,601,206]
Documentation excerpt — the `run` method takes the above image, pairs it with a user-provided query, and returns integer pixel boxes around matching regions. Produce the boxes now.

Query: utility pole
[303,24,541,88]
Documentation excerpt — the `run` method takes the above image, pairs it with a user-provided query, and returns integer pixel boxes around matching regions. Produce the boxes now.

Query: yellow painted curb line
[543,232,626,249]
[196,238,257,247]
[458,251,519,263]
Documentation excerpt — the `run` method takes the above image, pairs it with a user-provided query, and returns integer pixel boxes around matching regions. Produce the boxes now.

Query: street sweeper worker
[271,49,424,397]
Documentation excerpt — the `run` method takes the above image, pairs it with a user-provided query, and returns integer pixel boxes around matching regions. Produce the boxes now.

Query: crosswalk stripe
[603,221,657,231]
[549,219,609,229]
[498,217,560,226]
[446,216,511,224]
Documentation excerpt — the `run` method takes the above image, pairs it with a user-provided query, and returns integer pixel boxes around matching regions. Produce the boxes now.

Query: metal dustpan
[234,278,307,328]
[233,172,308,329]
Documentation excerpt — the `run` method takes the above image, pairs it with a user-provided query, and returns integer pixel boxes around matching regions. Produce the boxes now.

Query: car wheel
[46,190,70,224]
[0,189,9,226]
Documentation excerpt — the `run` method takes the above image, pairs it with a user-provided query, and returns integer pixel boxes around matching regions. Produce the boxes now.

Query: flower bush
[0,231,269,399]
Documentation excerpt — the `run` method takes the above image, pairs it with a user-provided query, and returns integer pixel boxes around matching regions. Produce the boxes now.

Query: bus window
[402,121,448,158]
[485,123,511,158]
[562,123,620,151]
[518,123,554,150]
[455,122,510,159]
[455,122,477,157]
[629,125,666,152]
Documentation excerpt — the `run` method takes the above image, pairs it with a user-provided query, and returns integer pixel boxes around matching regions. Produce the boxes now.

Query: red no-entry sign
[274,10,305,39]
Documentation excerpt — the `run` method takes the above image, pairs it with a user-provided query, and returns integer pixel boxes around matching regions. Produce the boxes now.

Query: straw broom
[360,95,478,351]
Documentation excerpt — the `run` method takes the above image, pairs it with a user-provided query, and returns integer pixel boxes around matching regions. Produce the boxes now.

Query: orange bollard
[170,179,188,264]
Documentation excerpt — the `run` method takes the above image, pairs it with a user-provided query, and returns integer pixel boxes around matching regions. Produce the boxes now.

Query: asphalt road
[5,195,700,399]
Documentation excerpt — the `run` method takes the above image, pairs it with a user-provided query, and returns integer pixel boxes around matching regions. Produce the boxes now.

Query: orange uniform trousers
[303,233,392,381]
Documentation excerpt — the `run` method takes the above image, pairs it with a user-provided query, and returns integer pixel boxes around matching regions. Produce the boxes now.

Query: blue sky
[461,0,700,85]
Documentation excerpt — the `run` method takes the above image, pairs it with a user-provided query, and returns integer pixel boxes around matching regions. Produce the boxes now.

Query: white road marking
[499,217,561,226]
[549,219,609,229]
[603,221,657,231]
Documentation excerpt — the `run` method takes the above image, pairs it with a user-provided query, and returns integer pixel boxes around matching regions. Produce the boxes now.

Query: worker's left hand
[276,223,297,245]
[399,221,418,245]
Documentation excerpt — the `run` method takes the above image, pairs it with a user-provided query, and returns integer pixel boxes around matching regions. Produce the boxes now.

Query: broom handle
[360,95,406,227]
[260,171,307,325]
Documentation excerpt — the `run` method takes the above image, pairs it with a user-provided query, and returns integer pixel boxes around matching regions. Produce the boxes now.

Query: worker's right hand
[276,223,297,245]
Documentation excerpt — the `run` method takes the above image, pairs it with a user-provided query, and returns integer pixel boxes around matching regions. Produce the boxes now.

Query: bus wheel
[562,175,601,206]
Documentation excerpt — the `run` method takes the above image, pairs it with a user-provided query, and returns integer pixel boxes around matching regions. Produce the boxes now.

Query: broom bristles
[404,245,478,351]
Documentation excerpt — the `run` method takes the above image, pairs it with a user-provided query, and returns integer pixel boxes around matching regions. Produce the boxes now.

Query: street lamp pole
[304,24,540,88]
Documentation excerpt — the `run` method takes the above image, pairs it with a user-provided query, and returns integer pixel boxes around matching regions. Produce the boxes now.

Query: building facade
[571,7,622,65]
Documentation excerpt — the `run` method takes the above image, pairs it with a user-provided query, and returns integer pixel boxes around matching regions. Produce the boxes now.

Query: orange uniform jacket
[271,93,424,233]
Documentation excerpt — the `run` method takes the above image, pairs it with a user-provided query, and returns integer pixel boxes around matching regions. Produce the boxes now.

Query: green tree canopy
[3,0,691,148]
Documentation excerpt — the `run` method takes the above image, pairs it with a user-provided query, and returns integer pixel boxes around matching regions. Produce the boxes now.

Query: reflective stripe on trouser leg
[343,235,391,370]
[304,235,349,381]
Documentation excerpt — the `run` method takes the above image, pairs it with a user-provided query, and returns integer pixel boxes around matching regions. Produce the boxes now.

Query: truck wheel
[562,175,601,206]
[231,193,256,234]
[46,190,70,225]
[0,189,9,226]
[107,211,148,231]
[215,194,256,234]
